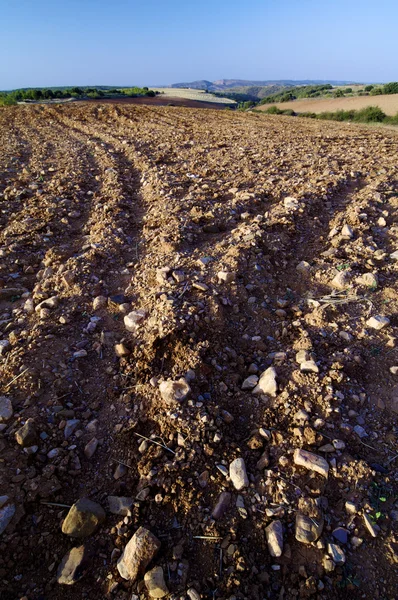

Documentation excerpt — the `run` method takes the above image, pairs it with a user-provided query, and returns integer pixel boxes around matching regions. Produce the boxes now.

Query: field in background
[257,93,398,115]
[152,87,236,104]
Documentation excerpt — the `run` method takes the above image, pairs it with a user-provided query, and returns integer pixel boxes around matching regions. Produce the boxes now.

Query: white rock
[294,448,329,477]
[366,315,390,330]
[159,379,191,404]
[241,375,258,390]
[144,566,169,598]
[265,520,284,557]
[117,527,161,581]
[124,309,147,332]
[331,271,350,290]
[341,224,354,239]
[390,250,398,260]
[356,272,378,288]
[252,367,277,396]
[35,296,59,312]
[229,458,249,491]
[217,271,235,283]
[300,360,319,374]
[296,261,311,273]
[363,513,378,537]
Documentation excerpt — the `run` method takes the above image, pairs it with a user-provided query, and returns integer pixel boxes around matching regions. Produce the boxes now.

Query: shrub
[298,112,317,118]
[365,85,374,92]
[369,87,382,96]
[264,105,282,114]
[280,109,295,116]
[383,82,398,95]
[354,106,386,122]
[334,89,345,98]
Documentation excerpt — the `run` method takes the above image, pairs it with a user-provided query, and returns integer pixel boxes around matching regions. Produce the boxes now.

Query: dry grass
[257,93,398,116]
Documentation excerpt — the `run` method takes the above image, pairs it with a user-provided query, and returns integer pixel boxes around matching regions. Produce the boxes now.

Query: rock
[217,271,235,283]
[341,224,354,239]
[64,419,80,440]
[296,350,310,364]
[114,463,127,479]
[0,397,13,422]
[187,588,201,600]
[300,360,319,374]
[356,272,378,288]
[363,513,378,537]
[62,498,105,538]
[57,546,88,585]
[256,448,270,470]
[115,343,130,357]
[252,366,277,396]
[92,296,107,310]
[117,526,161,581]
[390,366,398,375]
[144,566,169,598]
[124,309,147,332]
[108,496,134,516]
[84,437,98,458]
[293,449,329,477]
[366,315,390,330]
[159,379,191,404]
[35,296,59,312]
[296,261,310,273]
[212,491,231,519]
[0,340,10,355]
[331,271,350,290]
[0,502,16,535]
[327,543,346,565]
[295,512,324,544]
[229,458,249,491]
[24,298,35,313]
[354,425,367,438]
[390,250,398,260]
[241,375,258,390]
[345,501,357,514]
[265,520,284,557]
[332,527,348,544]
[15,419,37,447]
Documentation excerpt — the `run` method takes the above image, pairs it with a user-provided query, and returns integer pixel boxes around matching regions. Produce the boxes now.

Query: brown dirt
[0,104,397,600]
[86,96,229,109]
[256,93,398,116]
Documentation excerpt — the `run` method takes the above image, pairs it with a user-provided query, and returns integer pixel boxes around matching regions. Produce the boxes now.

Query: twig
[359,439,378,451]
[219,548,223,577]
[193,535,223,540]
[40,502,71,508]
[112,458,133,469]
[385,453,398,466]
[133,432,175,454]
[5,367,30,389]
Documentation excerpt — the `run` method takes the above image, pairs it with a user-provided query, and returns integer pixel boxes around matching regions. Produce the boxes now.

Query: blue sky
[0,0,396,89]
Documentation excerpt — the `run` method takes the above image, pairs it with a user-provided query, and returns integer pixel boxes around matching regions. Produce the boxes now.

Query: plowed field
[256,93,398,115]
[0,103,397,600]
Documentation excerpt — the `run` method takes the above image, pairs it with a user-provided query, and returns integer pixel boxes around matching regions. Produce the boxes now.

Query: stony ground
[0,103,397,600]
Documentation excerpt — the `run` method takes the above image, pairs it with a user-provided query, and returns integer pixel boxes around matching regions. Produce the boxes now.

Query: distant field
[153,87,236,105]
[257,93,398,115]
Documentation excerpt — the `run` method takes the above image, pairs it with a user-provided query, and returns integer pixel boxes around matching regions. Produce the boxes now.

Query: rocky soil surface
[0,103,397,600]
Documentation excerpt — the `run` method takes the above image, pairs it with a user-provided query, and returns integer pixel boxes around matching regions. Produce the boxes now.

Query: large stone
[295,512,324,544]
[117,526,161,581]
[15,418,37,447]
[159,379,191,404]
[144,566,169,598]
[57,546,88,584]
[265,520,284,557]
[252,367,277,396]
[124,309,147,332]
[229,458,249,491]
[0,396,13,422]
[62,498,105,538]
[366,315,390,330]
[108,496,134,516]
[294,448,329,477]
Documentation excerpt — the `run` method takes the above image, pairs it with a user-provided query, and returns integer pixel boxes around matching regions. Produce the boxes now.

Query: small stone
[24,298,35,313]
[390,366,398,375]
[108,496,134,516]
[341,224,354,239]
[144,566,169,598]
[294,449,329,477]
[252,366,277,396]
[124,309,147,332]
[62,498,105,538]
[35,296,59,312]
[241,375,258,390]
[64,419,80,440]
[117,527,161,581]
[296,261,311,273]
[345,501,357,514]
[327,543,346,565]
[15,418,37,447]
[73,350,87,358]
[354,425,367,438]
[115,343,130,357]
[93,296,107,310]
[0,396,13,422]
[172,270,185,283]
[265,520,284,557]
[332,527,348,544]
[390,250,398,260]
[212,491,231,520]
[0,502,16,535]
[84,437,98,458]
[256,449,270,470]
[356,272,378,288]
[294,409,309,426]
[229,458,249,491]
[363,513,378,537]
[217,271,235,283]
[0,340,10,355]
[192,282,209,291]
[187,588,201,600]
[159,379,191,404]
[331,271,350,290]
[332,439,345,450]
[296,350,310,364]
[57,546,88,585]
[114,463,127,479]
[300,360,319,374]
[366,315,390,330]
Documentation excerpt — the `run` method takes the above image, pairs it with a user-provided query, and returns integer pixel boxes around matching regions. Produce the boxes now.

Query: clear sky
[0,0,396,89]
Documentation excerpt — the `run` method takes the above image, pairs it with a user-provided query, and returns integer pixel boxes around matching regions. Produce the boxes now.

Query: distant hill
[171,79,359,91]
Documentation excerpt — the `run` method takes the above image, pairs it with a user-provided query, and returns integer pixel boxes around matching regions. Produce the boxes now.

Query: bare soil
[257,93,398,116]
[0,103,397,600]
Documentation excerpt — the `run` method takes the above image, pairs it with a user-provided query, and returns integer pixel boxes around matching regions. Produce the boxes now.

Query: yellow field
[257,93,398,115]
